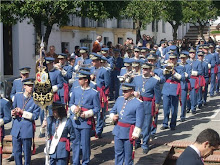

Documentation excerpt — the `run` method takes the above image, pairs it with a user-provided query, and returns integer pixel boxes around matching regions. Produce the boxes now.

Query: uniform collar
[125,96,134,101]
[142,75,151,79]
[81,86,90,90]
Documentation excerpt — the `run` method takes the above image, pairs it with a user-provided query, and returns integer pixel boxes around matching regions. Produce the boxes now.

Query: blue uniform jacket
[162,64,185,96]
[201,61,209,83]
[91,67,110,90]
[0,98,12,136]
[204,53,215,74]
[62,64,73,84]
[10,78,23,100]
[11,93,40,139]
[49,68,64,97]
[47,117,75,159]
[179,62,192,90]
[110,96,144,139]
[133,75,161,104]
[69,86,100,129]
[154,67,166,84]
[187,59,203,88]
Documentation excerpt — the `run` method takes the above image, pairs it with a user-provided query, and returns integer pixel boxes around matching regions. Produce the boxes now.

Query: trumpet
[164,63,174,74]
[117,70,134,83]
[73,106,81,120]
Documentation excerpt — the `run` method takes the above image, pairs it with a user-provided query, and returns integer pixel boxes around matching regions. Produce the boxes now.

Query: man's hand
[131,135,138,140]
[42,120,47,128]
[90,74,95,81]
[134,91,140,98]
[80,112,86,118]
[74,106,81,114]
[11,109,16,116]
[172,69,176,75]
[113,114,119,122]
[16,108,23,114]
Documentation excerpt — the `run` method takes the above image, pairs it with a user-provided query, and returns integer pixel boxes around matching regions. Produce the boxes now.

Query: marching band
[1,38,220,165]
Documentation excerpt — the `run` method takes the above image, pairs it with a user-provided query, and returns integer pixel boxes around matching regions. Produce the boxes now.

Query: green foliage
[182,0,218,25]
[122,0,161,27]
[211,30,220,34]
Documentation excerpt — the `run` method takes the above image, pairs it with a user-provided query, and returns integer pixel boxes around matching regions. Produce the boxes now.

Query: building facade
[0,16,190,80]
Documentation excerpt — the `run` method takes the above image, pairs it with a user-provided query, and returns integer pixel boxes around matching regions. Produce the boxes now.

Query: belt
[81,107,96,131]
[190,76,200,93]
[50,136,70,152]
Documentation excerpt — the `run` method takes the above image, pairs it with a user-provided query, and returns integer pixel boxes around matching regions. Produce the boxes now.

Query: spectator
[176,128,220,165]
[92,35,102,53]
[46,45,58,63]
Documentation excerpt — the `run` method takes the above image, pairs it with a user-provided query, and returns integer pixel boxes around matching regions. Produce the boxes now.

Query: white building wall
[12,19,35,77]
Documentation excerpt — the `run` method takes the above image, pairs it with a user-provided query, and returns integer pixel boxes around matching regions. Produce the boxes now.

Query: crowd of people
[1,34,220,165]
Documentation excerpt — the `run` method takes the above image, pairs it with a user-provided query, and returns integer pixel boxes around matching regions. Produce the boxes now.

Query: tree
[122,0,161,43]
[1,0,78,54]
[160,1,184,40]
[182,0,218,38]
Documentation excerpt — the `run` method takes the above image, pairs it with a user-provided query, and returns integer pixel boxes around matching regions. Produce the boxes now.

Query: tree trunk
[135,20,142,44]
[172,25,178,41]
[34,21,42,56]
[44,25,53,51]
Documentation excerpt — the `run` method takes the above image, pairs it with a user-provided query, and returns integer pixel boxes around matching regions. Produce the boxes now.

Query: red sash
[141,96,156,128]
[32,122,36,155]
[81,107,96,131]
[53,92,60,102]
[190,76,200,93]
[214,64,218,74]
[97,86,109,111]
[50,136,70,152]
[186,79,191,100]
[166,79,182,105]
[63,83,69,104]
[117,121,135,160]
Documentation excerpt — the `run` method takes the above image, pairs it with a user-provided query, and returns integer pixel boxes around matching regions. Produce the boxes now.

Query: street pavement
[2,91,220,165]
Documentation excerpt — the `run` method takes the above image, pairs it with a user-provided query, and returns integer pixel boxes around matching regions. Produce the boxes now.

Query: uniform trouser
[40,109,44,125]
[180,89,187,119]
[72,128,90,165]
[210,73,216,96]
[96,103,106,136]
[162,94,179,129]
[216,73,220,92]
[114,136,133,165]
[198,87,203,106]
[12,135,32,165]
[190,88,197,112]
[140,113,152,150]
[203,84,209,104]
[151,113,158,136]
[50,157,67,165]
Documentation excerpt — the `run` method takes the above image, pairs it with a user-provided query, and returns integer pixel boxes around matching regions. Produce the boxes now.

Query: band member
[10,67,31,102]
[41,101,75,165]
[133,63,161,154]
[11,78,40,165]
[0,95,12,163]
[69,70,100,165]
[178,52,192,121]
[90,53,110,138]
[74,47,92,71]
[197,51,209,108]
[110,82,144,165]
[161,53,185,130]
[187,48,203,113]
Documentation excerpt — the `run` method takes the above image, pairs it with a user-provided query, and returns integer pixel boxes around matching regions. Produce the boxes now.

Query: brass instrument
[73,105,81,120]
[164,63,174,74]
[117,70,134,83]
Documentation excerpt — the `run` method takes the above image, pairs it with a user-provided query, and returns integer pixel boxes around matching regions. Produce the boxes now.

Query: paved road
[2,92,220,164]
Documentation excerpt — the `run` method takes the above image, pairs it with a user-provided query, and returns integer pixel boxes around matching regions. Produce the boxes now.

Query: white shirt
[190,144,201,157]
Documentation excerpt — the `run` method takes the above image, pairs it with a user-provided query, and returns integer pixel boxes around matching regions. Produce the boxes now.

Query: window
[118,37,123,45]
[117,19,122,28]
[162,20,166,33]
[152,21,155,32]
[156,20,159,32]
[104,37,109,45]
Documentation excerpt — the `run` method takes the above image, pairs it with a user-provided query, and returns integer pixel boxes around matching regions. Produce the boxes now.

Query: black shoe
[95,134,102,139]
[160,126,169,130]
[192,111,196,114]
[170,127,176,131]
[7,154,14,162]
[203,102,207,106]
[135,143,141,149]
[186,109,190,113]
[180,118,185,122]
[38,133,45,138]
[210,95,214,98]
[149,135,155,141]
[143,148,149,154]
[198,104,202,109]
